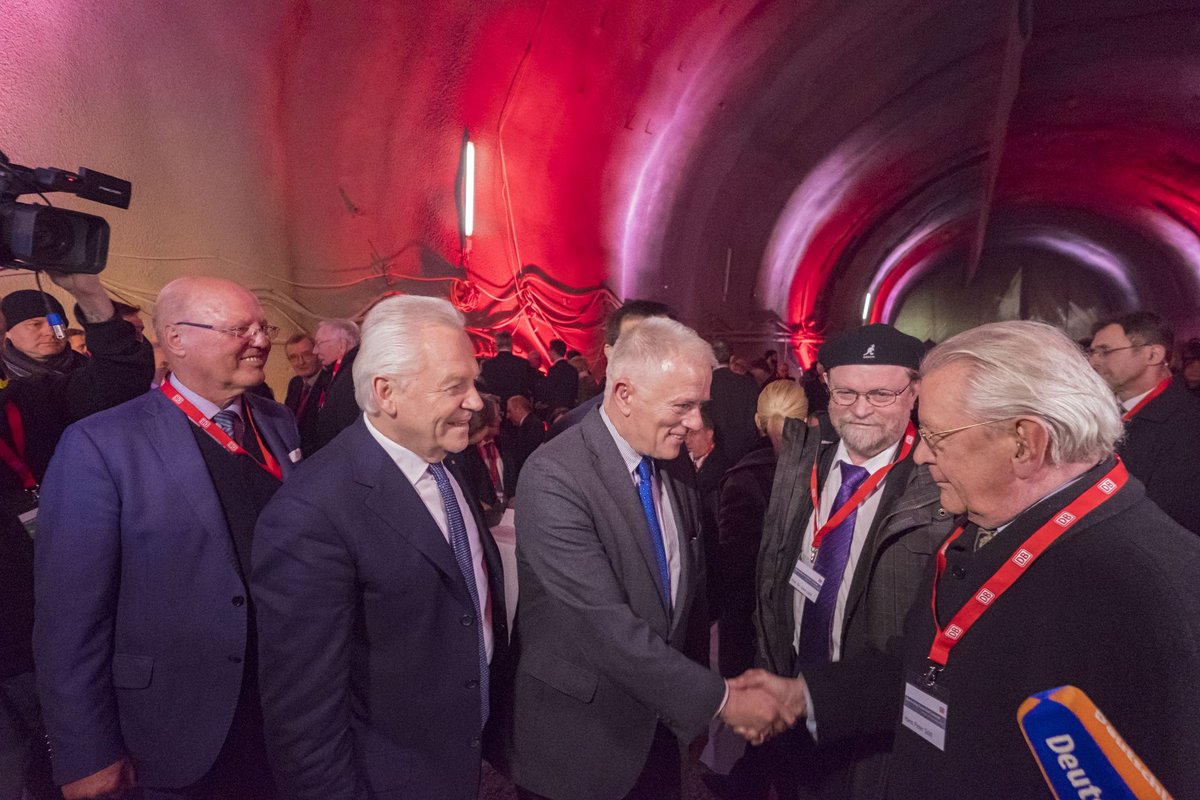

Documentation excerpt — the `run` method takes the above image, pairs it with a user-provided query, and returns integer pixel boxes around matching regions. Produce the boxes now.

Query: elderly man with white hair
[310,317,361,452]
[737,320,1200,799]
[252,296,508,799]
[504,317,792,800]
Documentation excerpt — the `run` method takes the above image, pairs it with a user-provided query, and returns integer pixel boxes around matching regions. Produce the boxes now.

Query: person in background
[0,272,154,800]
[480,331,538,409]
[1087,311,1200,533]
[282,332,328,456]
[505,394,545,495]
[310,317,360,453]
[1,290,88,378]
[65,328,88,355]
[708,340,761,465]
[540,338,579,414]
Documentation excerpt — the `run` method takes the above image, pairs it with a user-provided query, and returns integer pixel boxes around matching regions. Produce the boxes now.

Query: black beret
[2,290,66,328]
[818,323,924,371]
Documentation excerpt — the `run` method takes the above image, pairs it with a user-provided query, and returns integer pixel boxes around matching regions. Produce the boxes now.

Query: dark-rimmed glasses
[1084,344,1145,359]
[828,381,912,407]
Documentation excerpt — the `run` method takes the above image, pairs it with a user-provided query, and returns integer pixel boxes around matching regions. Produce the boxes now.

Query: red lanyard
[0,402,38,491]
[924,459,1128,684]
[318,356,343,410]
[809,421,916,550]
[159,381,283,481]
[295,382,313,418]
[1121,378,1170,422]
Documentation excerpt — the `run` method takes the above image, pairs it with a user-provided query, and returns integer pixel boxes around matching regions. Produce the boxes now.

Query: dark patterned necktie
[427,462,489,727]
[796,461,870,663]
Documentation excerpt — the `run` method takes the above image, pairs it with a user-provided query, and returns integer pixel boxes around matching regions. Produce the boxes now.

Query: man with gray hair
[252,295,508,799]
[310,317,361,452]
[504,317,792,800]
[736,320,1200,798]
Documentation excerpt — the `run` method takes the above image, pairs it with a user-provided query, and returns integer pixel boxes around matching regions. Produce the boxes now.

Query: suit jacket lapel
[446,456,508,644]
[351,420,471,608]
[580,410,671,617]
[244,394,298,479]
[143,393,240,574]
[659,460,696,635]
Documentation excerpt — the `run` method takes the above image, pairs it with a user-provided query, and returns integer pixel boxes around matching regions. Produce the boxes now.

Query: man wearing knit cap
[753,323,954,799]
[1,289,88,379]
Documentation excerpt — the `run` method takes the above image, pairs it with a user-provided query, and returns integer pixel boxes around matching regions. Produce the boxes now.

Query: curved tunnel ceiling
[1,0,1197,383]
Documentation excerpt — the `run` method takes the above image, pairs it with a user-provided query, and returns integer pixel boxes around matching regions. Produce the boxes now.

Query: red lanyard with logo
[159,381,283,481]
[318,356,343,410]
[0,401,38,492]
[1121,378,1170,422]
[809,421,916,552]
[922,459,1128,686]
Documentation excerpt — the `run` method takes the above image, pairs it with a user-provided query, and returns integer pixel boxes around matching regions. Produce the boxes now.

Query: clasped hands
[719,669,807,746]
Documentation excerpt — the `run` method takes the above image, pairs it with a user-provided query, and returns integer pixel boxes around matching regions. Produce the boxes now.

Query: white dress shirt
[168,374,244,421]
[364,414,494,662]
[1121,386,1154,413]
[793,438,901,661]
[599,406,682,608]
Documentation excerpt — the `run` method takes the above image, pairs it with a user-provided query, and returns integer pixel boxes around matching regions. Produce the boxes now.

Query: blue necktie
[796,461,870,664]
[211,408,241,445]
[428,462,489,728]
[636,457,671,610]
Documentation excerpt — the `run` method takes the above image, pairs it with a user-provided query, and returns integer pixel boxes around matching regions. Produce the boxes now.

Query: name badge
[18,506,38,540]
[903,681,948,751]
[788,558,824,603]
[288,448,303,464]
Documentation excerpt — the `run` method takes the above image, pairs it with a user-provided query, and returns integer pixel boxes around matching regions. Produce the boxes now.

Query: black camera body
[0,151,132,274]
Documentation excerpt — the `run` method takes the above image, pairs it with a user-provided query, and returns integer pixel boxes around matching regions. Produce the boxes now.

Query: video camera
[0,150,132,274]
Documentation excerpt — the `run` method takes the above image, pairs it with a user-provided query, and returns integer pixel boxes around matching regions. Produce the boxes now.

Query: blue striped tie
[211,408,241,444]
[427,462,489,728]
[636,457,671,610]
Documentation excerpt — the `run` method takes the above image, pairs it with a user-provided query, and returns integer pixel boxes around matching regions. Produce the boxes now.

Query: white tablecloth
[490,522,518,630]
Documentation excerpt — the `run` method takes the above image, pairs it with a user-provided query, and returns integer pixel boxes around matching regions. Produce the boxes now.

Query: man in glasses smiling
[754,323,953,797]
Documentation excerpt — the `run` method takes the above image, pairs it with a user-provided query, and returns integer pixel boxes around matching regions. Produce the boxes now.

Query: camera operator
[0,271,154,800]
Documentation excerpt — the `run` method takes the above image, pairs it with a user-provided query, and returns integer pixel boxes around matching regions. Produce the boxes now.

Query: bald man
[33,277,302,800]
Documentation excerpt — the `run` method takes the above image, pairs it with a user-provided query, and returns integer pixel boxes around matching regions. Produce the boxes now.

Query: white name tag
[788,558,824,603]
[288,448,303,464]
[902,681,948,751]
[18,506,38,540]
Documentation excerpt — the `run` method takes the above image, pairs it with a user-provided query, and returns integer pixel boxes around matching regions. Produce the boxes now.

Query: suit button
[466,679,479,689]
[228,655,243,663]
[936,508,948,518]
[232,595,245,607]
[461,615,473,627]
[951,566,966,579]
[469,737,481,749]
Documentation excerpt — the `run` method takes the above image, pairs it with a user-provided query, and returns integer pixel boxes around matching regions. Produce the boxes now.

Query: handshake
[719,670,808,745]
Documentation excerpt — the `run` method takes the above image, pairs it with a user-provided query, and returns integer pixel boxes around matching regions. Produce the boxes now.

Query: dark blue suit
[251,417,509,800]
[32,389,300,789]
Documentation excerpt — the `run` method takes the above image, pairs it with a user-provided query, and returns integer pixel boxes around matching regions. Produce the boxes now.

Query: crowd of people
[1,276,1198,800]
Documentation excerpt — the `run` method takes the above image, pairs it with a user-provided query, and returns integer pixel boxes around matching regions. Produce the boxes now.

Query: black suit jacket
[252,418,509,800]
[284,371,329,456]
[804,460,1200,799]
[505,414,545,495]
[311,347,360,453]
[708,367,761,464]
[480,352,537,404]
[539,359,579,413]
[1117,382,1200,533]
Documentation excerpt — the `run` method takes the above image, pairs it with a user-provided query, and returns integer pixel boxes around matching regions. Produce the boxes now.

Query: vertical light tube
[464,141,475,238]
[862,292,873,322]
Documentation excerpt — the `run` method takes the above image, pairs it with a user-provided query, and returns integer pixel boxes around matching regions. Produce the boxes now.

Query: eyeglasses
[828,381,912,407]
[173,321,280,340]
[917,417,1015,451]
[1084,343,1145,359]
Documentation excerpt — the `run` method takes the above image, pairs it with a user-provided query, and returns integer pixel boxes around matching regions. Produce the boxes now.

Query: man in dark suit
[33,277,301,800]
[253,295,508,800]
[753,323,953,798]
[539,338,579,414]
[505,317,790,800]
[282,332,328,456]
[310,318,360,453]
[740,321,1200,798]
[480,331,538,407]
[1087,311,1200,532]
[463,394,510,515]
[504,394,545,495]
[708,341,761,465]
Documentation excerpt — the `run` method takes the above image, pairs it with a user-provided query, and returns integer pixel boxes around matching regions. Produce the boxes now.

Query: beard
[832,417,906,461]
